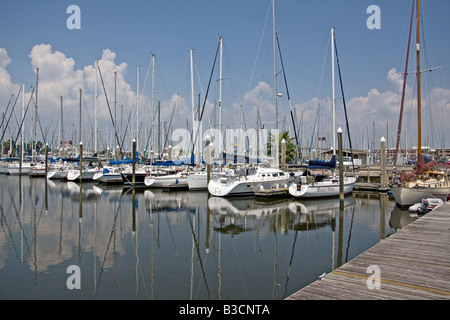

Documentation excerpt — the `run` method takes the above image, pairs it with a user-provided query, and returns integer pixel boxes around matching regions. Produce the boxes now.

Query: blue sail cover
[307,155,336,170]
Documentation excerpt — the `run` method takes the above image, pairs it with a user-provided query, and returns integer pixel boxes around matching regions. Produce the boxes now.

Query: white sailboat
[187,170,208,190]
[66,166,98,181]
[144,170,188,188]
[29,161,47,177]
[289,172,357,198]
[390,0,450,206]
[92,165,124,184]
[289,28,357,199]
[7,162,33,175]
[46,161,72,180]
[208,166,293,197]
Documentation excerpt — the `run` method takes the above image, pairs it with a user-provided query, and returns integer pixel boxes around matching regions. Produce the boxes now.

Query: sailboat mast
[393,0,415,168]
[219,36,223,134]
[190,49,195,155]
[22,83,25,164]
[95,60,98,154]
[416,0,422,156]
[60,95,63,151]
[152,54,156,158]
[35,68,38,163]
[331,27,336,156]
[79,88,82,145]
[113,69,117,153]
[136,65,140,151]
[273,0,278,131]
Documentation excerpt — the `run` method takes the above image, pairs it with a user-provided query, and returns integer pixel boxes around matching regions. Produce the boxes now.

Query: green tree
[266,131,297,163]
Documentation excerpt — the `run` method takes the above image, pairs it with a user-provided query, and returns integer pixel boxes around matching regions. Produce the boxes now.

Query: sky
[1,0,449,157]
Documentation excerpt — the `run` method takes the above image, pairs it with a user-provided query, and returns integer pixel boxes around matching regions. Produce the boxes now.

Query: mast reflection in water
[0,175,406,300]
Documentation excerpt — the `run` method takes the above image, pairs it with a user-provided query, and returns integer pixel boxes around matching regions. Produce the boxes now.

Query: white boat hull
[187,172,207,190]
[47,170,68,180]
[7,164,32,175]
[67,168,97,181]
[29,168,46,177]
[289,176,357,198]
[144,173,186,187]
[391,186,450,206]
[208,176,290,197]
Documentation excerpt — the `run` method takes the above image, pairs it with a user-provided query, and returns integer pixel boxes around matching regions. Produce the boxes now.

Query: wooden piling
[337,127,344,201]
[380,137,386,189]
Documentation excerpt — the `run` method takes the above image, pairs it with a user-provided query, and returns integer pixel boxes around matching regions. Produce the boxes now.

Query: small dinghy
[408,198,444,215]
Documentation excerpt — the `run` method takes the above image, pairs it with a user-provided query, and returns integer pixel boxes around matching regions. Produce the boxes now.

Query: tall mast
[393,0,415,168]
[60,96,63,150]
[151,54,156,157]
[190,49,195,130]
[219,36,223,134]
[95,60,98,154]
[190,49,195,157]
[113,69,117,153]
[273,0,278,131]
[34,68,38,163]
[22,83,25,164]
[136,65,140,151]
[79,88,82,144]
[416,0,422,156]
[331,27,336,155]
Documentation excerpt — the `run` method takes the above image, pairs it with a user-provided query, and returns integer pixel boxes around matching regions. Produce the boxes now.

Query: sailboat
[390,0,450,206]
[289,27,357,199]
[289,155,356,198]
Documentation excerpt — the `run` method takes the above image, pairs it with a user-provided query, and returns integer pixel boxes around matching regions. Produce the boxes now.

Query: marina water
[0,175,413,300]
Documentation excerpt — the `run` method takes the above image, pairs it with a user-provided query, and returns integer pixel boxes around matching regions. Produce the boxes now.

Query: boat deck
[286,202,450,300]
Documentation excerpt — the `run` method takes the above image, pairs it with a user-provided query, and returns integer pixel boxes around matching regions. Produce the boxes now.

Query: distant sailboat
[390,0,450,206]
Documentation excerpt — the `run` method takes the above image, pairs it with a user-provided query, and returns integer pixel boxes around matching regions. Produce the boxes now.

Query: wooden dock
[286,202,450,300]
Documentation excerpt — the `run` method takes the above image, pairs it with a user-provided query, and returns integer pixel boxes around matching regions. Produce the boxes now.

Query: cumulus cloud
[0,48,20,106]
[0,48,11,69]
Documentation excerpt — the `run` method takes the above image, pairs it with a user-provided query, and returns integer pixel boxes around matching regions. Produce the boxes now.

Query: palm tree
[266,131,297,163]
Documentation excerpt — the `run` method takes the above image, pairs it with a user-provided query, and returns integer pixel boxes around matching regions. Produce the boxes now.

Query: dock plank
[286,202,450,300]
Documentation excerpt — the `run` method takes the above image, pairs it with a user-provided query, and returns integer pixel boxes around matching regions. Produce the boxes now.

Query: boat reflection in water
[1,176,400,300]
[208,195,356,234]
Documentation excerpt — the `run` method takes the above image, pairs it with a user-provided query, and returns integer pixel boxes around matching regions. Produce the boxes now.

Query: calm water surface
[0,175,415,300]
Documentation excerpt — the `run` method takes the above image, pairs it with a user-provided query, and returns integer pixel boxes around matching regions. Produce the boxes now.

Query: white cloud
[0,49,20,109]
[0,48,11,69]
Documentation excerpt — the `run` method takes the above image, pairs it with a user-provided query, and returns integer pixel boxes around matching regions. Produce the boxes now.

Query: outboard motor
[417,199,429,215]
